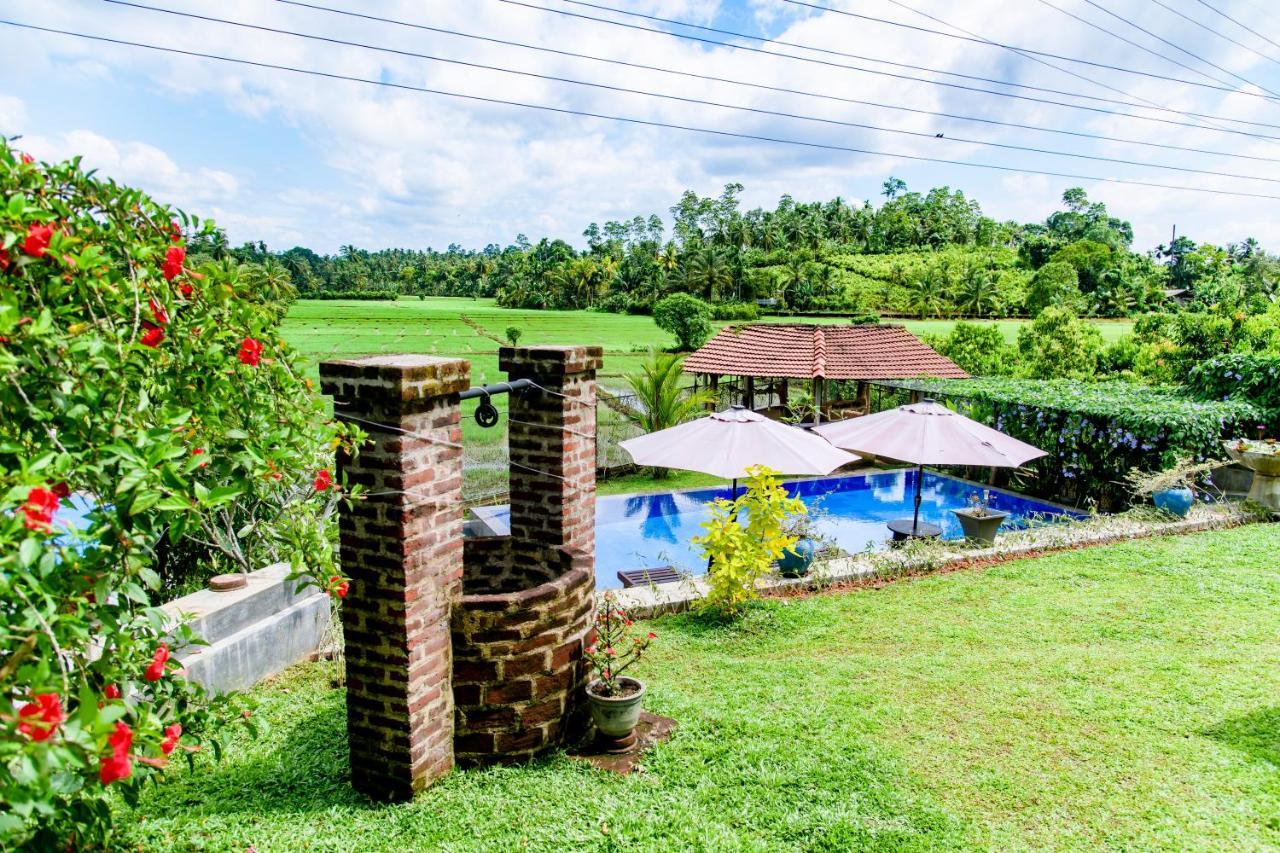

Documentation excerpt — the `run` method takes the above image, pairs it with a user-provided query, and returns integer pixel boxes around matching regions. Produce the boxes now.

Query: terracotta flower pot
[585,677,645,739]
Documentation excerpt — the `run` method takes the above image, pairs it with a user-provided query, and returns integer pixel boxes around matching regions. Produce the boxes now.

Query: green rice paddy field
[281,298,1134,453]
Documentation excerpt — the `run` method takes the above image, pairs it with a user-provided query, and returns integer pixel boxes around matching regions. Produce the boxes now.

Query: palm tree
[956,270,1000,317]
[906,269,949,319]
[616,352,715,477]
[685,249,733,302]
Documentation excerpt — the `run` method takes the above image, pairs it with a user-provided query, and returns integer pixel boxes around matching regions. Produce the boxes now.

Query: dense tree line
[198,180,1278,319]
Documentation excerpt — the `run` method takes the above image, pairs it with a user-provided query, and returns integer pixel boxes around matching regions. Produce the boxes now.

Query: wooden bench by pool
[617,566,682,588]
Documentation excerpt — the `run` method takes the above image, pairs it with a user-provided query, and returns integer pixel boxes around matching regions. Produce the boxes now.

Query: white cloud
[1,0,1278,252]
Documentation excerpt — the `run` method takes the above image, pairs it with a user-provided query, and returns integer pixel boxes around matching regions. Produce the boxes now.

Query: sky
[3,0,1280,254]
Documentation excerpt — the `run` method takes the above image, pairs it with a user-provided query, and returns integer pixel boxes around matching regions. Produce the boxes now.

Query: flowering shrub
[0,141,355,845]
[882,378,1256,510]
[583,591,655,696]
[1185,354,1280,434]
[693,466,806,617]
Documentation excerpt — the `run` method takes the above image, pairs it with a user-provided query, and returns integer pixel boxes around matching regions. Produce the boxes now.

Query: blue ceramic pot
[1152,487,1194,518]
[778,539,817,577]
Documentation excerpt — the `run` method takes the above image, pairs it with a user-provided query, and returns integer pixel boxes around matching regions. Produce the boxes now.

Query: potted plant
[951,490,1009,544]
[777,501,835,578]
[1125,455,1228,518]
[583,591,656,752]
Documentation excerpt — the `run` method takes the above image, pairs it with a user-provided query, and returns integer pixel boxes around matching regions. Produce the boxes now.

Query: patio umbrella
[812,399,1048,536]
[619,405,856,498]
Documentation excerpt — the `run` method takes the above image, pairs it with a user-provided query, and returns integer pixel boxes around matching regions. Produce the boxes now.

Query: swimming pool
[471,469,1084,589]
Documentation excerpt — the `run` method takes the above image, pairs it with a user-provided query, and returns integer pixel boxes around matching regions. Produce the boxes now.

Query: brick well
[453,346,602,765]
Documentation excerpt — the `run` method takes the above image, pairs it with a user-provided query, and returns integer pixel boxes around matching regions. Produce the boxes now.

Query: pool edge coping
[611,504,1265,618]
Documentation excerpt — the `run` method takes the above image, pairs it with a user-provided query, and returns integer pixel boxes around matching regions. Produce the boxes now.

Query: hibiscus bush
[0,140,356,846]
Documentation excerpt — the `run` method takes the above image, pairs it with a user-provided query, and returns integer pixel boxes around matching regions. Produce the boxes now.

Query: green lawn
[121,524,1280,851]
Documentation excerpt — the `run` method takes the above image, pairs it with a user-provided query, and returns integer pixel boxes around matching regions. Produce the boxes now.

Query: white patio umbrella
[813,399,1048,536]
[619,405,856,498]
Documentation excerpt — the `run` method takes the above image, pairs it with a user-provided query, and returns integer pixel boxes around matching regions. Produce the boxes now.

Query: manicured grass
[121,524,1280,851]
[596,469,729,496]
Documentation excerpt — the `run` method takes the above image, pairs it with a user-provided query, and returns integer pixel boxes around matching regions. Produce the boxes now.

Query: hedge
[1185,354,1280,435]
[879,378,1258,510]
[304,289,399,300]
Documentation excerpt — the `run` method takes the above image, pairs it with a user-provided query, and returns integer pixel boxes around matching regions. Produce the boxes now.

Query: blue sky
[3,0,1280,254]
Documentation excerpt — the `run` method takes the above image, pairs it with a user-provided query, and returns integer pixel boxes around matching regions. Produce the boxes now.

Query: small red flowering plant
[581,591,656,697]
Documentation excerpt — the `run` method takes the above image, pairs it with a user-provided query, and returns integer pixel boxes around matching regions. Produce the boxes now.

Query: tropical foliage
[693,467,806,617]
[0,142,350,846]
[884,378,1257,510]
[216,181,1276,321]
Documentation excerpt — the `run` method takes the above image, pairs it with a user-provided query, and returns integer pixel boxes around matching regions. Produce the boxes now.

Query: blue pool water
[473,469,1083,589]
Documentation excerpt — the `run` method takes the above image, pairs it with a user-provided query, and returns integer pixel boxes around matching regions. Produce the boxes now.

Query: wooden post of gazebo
[744,376,755,410]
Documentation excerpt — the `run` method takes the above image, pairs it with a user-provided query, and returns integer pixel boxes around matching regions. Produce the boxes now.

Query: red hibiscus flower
[148,297,168,326]
[20,153,34,165]
[647,632,657,639]
[104,684,122,700]
[328,575,349,599]
[144,644,170,682]
[0,248,9,271]
[169,220,182,242]
[237,337,263,366]
[20,487,60,532]
[177,282,194,299]
[99,722,134,784]
[51,481,71,499]
[162,245,185,281]
[314,469,333,491]
[21,223,53,258]
[140,322,164,348]
[160,723,182,756]
[16,693,65,742]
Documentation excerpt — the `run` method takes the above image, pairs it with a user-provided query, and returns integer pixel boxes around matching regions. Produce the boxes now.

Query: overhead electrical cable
[1146,0,1280,70]
[493,0,1280,131]
[96,0,1280,185]
[870,0,1241,142]
[1033,0,1243,90]
[1190,0,1280,54]
[274,0,1280,163]
[768,0,1268,96]
[1076,0,1280,97]
[7,20,1280,201]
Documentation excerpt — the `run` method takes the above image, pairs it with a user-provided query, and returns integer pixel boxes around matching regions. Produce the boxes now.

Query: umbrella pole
[911,464,923,534]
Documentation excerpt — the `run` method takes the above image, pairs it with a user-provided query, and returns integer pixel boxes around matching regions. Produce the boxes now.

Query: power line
[495,0,1280,132]
[99,0,1280,185]
[874,0,1238,142]
[1146,0,1280,70]
[9,19,1280,201]
[276,0,1280,164]
[1033,0,1240,90]
[771,0,1266,97]
[1077,0,1280,97]
[1190,0,1280,55]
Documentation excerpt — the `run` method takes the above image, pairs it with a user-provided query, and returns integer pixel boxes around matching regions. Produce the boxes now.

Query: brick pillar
[500,346,603,566]
[318,354,469,802]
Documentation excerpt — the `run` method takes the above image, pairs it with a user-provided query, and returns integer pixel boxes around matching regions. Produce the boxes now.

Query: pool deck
[612,502,1266,618]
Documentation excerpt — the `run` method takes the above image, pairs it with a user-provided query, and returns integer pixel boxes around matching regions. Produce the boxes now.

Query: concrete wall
[162,563,331,695]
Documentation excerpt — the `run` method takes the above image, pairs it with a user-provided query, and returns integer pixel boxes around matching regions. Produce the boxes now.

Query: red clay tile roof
[682,323,970,380]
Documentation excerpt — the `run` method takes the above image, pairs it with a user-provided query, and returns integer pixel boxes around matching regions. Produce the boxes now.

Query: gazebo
[682,323,969,423]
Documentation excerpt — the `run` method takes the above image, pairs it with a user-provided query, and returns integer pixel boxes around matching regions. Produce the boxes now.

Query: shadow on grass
[1204,705,1280,767]
[147,690,374,818]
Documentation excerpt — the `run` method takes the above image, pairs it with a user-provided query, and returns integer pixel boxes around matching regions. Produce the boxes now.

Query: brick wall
[319,355,468,802]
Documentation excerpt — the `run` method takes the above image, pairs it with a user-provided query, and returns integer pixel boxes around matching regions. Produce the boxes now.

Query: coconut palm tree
[616,351,715,477]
